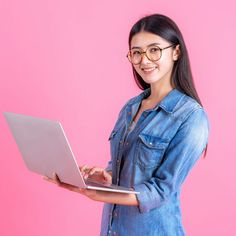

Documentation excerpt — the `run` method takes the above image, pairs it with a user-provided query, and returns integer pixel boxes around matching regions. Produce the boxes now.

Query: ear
[173,44,181,61]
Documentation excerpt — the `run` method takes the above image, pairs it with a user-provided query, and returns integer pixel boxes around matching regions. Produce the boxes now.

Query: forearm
[94,190,139,206]
[44,173,138,206]
[92,171,138,205]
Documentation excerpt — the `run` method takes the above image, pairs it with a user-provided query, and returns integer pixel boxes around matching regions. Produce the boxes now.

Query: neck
[147,80,174,102]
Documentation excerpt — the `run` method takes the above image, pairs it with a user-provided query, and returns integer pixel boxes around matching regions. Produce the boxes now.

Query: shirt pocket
[136,133,169,169]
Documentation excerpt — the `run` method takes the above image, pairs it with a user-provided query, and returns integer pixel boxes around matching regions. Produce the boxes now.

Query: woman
[46,14,209,236]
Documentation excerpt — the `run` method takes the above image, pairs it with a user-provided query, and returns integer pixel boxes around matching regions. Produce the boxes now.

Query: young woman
[45,14,209,236]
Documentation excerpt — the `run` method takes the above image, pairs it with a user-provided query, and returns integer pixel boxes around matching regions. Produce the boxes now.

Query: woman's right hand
[80,165,112,185]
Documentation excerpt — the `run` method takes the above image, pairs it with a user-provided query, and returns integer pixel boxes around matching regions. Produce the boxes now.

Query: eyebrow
[131,43,160,50]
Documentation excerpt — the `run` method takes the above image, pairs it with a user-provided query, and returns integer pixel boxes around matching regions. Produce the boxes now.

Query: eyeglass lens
[128,45,161,64]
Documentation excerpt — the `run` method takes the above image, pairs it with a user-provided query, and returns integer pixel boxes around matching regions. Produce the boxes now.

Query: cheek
[159,53,175,67]
[156,57,174,72]
[134,67,144,78]
[132,65,141,76]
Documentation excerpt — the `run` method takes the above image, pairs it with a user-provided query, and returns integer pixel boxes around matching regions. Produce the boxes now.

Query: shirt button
[126,142,129,146]
[119,140,123,144]
[113,232,118,236]
[149,142,153,145]
[108,230,111,234]
[117,159,120,163]
[113,211,118,217]
[128,112,131,115]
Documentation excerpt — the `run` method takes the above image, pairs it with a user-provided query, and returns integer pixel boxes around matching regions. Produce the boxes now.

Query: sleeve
[133,108,210,213]
[105,160,112,172]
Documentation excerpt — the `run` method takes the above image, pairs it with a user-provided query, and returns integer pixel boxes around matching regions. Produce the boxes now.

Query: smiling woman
[46,13,209,236]
[129,33,178,79]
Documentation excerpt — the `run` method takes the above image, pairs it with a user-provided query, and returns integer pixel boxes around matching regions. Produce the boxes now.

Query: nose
[140,52,151,64]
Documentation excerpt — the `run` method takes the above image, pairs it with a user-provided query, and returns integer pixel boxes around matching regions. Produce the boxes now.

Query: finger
[43,177,52,183]
[87,167,102,176]
[78,188,86,194]
[43,175,57,184]
[60,183,78,192]
[52,173,61,186]
[80,165,89,172]
[83,166,98,179]
[102,170,110,180]
[80,165,91,177]
[51,178,79,192]
[84,168,98,179]
[43,176,60,188]
[43,176,49,180]
[102,171,112,183]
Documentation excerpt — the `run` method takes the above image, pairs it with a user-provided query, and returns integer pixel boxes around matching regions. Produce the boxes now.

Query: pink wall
[0,0,235,235]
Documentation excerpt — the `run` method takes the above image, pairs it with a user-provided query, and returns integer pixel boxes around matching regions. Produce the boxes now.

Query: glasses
[127,44,176,65]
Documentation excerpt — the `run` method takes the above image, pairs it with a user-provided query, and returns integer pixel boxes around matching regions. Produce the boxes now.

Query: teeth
[142,67,156,72]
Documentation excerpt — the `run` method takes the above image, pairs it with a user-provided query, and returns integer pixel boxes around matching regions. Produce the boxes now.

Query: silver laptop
[3,112,139,194]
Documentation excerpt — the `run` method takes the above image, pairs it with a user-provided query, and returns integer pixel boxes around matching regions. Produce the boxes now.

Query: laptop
[3,112,139,194]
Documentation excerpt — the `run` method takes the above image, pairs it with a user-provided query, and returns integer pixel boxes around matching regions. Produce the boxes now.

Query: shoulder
[158,90,210,143]
[173,91,208,124]
[172,92,210,142]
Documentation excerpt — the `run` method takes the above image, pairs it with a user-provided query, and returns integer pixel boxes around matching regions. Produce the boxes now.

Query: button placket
[115,154,122,185]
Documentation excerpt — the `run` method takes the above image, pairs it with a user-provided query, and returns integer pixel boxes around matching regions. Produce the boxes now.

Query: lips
[141,66,158,73]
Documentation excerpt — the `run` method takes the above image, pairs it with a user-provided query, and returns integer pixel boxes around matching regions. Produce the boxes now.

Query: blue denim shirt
[100,88,209,236]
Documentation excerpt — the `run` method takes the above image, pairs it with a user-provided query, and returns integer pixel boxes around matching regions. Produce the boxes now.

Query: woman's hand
[43,173,99,200]
[43,173,80,192]
[43,173,138,206]
[80,165,112,185]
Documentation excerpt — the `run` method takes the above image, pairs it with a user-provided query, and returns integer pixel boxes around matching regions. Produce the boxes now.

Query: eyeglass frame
[126,44,176,65]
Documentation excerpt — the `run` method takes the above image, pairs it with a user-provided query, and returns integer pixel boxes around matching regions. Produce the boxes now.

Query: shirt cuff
[105,161,112,172]
[133,183,165,213]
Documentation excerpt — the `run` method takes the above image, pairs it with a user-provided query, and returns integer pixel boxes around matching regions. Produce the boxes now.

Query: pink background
[0,0,235,235]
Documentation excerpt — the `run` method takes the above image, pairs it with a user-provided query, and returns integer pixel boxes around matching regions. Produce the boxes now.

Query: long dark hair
[129,14,208,156]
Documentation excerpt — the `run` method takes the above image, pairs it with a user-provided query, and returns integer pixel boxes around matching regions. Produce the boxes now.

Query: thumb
[102,170,111,180]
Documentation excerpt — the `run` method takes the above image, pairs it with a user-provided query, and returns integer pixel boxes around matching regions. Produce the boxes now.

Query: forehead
[130,31,169,48]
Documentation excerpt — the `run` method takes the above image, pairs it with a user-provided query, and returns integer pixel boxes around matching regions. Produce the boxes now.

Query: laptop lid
[3,112,86,188]
[3,112,140,194]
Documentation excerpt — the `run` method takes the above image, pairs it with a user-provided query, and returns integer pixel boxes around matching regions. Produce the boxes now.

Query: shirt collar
[130,88,185,114]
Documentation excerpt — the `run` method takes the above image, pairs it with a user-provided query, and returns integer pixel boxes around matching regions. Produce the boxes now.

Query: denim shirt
[100,88,209,236]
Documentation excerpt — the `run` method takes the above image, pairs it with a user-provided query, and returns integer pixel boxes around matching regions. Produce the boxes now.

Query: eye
[149,46,160,53]
[131,50,141,56]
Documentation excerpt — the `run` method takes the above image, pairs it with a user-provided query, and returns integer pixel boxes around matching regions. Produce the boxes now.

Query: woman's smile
[141,66,158,74]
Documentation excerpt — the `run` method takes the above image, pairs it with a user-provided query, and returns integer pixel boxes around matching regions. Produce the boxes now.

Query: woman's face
[130,31,179,86]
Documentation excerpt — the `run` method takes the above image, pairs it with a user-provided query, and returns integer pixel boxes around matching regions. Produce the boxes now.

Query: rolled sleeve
[105,160,112,172]
[133,108,210,213]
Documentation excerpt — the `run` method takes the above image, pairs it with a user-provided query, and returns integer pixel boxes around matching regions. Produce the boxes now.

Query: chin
[142,77,162,85]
